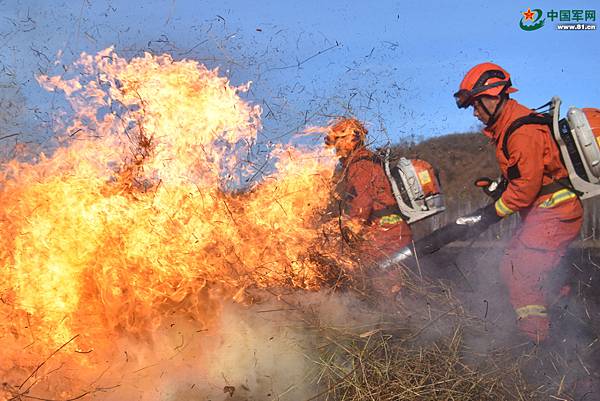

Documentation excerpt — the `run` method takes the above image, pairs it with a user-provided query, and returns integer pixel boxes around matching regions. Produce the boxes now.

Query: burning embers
[0,48,346,394]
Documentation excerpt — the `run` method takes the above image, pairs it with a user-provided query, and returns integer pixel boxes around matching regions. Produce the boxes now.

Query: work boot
[518,315,550,343]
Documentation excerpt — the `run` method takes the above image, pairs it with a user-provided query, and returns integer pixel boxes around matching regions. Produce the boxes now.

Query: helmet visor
[454,81,511,109]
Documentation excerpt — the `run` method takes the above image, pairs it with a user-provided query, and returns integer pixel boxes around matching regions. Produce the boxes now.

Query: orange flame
[0,48,351,392]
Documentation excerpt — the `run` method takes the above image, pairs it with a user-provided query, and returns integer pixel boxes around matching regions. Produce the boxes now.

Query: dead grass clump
[311,325,536,401]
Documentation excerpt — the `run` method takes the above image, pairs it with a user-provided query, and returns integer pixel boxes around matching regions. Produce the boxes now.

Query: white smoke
[50,291,381,401]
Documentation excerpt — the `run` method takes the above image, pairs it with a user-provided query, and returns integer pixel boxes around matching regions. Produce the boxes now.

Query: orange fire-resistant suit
[341,148,412,264]
[484,99,583,342]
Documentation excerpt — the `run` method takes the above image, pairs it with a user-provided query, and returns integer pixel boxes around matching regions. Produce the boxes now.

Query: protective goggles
[453,81,509,109]
[454,89,475,109]
[324,129,362,146]
[324,132,341,146]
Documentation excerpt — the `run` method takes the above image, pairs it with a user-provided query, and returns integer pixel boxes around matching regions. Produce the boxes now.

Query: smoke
[422,241,600,398]
[177,297,324,401]
[154,292,382,401]
[1,291,386,401]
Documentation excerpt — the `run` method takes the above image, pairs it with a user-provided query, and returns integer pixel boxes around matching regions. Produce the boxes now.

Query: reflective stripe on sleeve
[515,304,547,319]
[538,188,577,209]
[378,214,404,226]
[495,197,514,217]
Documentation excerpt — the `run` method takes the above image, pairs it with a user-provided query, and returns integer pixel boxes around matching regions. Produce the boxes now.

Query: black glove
[474,177,508,201]
[457,203,502,229]
[378,204,503,268]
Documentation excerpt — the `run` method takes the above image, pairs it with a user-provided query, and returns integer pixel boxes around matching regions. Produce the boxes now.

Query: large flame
[0,48,353,396]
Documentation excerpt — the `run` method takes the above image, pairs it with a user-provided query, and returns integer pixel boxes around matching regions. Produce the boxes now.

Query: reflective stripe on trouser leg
[515,304,547,319]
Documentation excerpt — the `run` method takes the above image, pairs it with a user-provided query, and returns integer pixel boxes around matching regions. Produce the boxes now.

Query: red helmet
[454,62,518,109]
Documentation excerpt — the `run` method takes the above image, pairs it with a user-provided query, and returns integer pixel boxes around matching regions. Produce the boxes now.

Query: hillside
[391,132,499,213]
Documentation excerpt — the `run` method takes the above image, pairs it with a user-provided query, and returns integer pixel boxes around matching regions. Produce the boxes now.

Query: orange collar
[483,99,518,141]
[483,99,533,143]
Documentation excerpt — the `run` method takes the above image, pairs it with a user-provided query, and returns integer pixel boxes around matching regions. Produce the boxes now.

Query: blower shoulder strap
[349,153,382,165]
[501,112,583,197]
[502,113,552,160]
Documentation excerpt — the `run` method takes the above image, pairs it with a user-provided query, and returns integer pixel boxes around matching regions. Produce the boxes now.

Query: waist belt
[538,188,578,209]
[538,178,573,197]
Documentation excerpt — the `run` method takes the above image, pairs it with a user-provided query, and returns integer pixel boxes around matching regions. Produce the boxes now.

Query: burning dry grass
[0,47,347,400]
[0,47,344,363]
[0,269,569,401]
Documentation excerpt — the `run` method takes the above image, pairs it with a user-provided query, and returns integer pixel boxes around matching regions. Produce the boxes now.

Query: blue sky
[1,0,599,147]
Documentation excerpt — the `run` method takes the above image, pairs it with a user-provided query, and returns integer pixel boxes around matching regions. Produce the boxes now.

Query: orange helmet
[325,118,367,146]
[454,62,518,109]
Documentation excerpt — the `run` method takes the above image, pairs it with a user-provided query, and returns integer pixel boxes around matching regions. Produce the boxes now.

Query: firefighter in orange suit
[325,118,412,265]
[454,62,583,342]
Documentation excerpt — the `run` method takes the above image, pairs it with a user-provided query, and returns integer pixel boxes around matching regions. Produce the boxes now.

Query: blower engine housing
[551,97,600,200]
[384,155,446,224]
